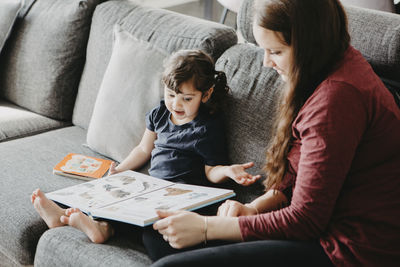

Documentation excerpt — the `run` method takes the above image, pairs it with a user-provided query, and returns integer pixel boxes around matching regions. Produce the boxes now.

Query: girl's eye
[270,51,281,55]
[184,98,192,102]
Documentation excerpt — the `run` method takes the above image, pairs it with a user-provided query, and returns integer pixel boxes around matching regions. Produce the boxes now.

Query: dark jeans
[147,237,334,267]
[143,224,333,267]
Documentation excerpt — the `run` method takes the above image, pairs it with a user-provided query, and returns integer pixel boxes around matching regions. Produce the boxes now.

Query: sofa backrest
[0,0,105,121]
[238,0,400,104]
[73,0,238,129]
[215,43,282,202]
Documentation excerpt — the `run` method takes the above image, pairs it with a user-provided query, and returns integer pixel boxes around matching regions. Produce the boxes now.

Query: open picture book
[46,170,235,226]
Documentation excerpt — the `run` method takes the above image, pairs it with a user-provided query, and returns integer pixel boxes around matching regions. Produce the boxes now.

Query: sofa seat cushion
[73,0,238,129]
[215,43,283,203]
[0,126,113,265]
[0,99,69,142]
[34,227,151,267]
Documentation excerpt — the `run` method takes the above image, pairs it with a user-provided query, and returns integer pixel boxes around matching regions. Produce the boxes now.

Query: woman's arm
[153,210,242,249]
[240,82,368,241]
[109,129,156,175]
[205,162,261,185]
[152,190,288,249]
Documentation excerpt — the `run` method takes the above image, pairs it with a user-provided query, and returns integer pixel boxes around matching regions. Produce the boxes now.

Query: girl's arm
[109,129,156,175]
[204,162,261,185]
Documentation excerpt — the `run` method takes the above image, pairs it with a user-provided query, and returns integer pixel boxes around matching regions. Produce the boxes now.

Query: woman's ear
[202,87,214,103]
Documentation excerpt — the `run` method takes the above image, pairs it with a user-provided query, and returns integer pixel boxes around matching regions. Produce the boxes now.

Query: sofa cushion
[345,6,400,82]
[0,0,104,121]
[238,0,400,83]
[0,99,68,142]
[0,0,22,54]
[0,127,92,265]
[73,0,238,129]
[215,43,283,203]
[34,226,151,267]
[87,26,167,163]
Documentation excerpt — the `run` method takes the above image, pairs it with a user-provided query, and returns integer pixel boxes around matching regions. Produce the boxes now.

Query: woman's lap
[149,237,333,267]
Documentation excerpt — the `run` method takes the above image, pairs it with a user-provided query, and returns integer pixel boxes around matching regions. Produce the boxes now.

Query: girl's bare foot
[61,208,114,244]
[31,189,66,228]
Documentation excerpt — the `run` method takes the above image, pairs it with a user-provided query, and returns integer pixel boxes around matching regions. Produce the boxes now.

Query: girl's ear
[202,87,214,103]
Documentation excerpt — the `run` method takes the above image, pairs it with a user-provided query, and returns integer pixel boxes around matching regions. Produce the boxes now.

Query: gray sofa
[0,0,399,266]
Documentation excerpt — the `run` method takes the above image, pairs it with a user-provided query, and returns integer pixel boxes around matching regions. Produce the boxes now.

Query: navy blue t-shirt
[145,100,228,183]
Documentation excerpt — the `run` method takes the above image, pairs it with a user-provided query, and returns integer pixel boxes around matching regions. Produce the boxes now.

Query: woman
[146,0,400,266]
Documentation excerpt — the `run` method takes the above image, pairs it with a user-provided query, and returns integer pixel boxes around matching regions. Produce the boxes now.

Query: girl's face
[253,24,293,81]
[164,81,212,125]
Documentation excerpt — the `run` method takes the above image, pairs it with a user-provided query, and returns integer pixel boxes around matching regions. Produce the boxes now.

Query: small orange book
[53,153,112,180]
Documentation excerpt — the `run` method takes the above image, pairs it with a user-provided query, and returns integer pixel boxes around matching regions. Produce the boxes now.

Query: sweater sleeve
[239,81,368,240]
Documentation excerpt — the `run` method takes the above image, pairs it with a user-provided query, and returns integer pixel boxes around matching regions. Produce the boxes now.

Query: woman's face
[253,24,293,81]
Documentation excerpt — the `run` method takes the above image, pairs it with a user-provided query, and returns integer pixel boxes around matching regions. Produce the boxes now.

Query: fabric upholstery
[0,0,103,121]
[35,227,151,267]
[345,6,400,82]
[0,127,92,265]
[237,0,255,44]
[73,0,238,129]
[87,27,167,163]
[215,43,283,203]
[238,0,400,82]
[340,0,396,12]
[0,0,22,54]
[0,99,68,142]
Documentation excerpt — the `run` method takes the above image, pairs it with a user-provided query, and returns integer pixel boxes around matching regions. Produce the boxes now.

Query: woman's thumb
[156,209,176,218]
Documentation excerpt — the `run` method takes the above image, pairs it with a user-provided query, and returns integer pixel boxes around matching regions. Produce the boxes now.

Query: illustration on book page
[92,183,230,225]
[46,171,172,211]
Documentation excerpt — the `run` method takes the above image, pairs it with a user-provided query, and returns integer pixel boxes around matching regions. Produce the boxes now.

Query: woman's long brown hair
[254,0,351,190]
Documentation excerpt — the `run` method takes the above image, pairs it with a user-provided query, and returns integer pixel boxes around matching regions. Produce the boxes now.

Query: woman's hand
[227,162,261,186]
[153,210,206,249]
[217,200,258,217]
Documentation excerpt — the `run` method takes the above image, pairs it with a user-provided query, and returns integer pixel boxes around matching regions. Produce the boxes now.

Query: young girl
[108,49,260,186]
[31,49,260,244]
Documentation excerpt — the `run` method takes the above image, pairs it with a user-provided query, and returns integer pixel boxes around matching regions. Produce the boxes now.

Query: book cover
[53,153,112,180]
[46,170,235,226]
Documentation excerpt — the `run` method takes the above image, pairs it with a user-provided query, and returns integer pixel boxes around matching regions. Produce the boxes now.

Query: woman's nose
[263,52,275,68]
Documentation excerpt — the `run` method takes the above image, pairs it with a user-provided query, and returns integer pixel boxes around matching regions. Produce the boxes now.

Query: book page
[92,183,235,226]
[46,171,173,211]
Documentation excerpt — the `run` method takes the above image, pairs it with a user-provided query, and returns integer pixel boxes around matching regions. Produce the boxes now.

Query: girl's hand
[153,210,206,249]
[217,200,258,217]
[108,162,119,176]
[227,162,261,186]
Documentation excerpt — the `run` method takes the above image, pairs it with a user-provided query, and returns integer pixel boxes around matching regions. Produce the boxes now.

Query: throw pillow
[0,0,22,53]
[86,25,167,163]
